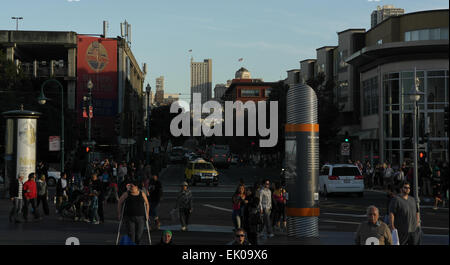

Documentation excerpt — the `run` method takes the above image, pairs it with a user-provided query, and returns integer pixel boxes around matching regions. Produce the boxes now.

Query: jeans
[232,209,242,229]
[262,208,273,234]
[23,198,40,220]
[124,216,146,245]
[36,195,49,215]
[149,201,160,220]
[179,208,191,228]
[9,198,23,222]
[89,207,99,222]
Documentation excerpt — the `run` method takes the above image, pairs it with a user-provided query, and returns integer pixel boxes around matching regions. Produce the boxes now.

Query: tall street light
[11,17,23,31]
[38,79,65,173]
[146,84,151,164]
[87,80,93,164]
[410,68,424,212]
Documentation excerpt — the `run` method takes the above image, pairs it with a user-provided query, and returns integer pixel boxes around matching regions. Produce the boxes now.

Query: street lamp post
[409,69,423,212]
[87,80,93,164]
[11,17,23,31]
[146,84,151,164]
[38,79,65,173]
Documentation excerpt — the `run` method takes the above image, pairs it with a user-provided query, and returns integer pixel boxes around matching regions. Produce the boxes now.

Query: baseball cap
[182,181,188,186]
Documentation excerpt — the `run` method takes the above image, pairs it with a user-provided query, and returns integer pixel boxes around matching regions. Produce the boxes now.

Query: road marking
[203,204,232,213]
[322,212,366,218]
[320,219,448,231]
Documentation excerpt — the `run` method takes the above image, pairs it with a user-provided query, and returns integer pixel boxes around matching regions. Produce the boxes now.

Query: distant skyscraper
[155,76,164,105]
[371,5,405,28]
[191,58,212,105]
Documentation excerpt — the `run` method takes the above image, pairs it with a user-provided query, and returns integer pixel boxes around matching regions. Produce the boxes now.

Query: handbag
[391,229,400,245]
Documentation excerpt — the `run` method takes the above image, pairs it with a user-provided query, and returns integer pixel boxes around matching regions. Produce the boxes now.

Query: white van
[319,164,364,197]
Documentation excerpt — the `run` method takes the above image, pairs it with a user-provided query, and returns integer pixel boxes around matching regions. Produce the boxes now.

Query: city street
[0,163,448,245]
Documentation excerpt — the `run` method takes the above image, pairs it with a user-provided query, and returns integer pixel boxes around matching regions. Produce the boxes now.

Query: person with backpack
[174,182,193,232]
[117,181,150,245]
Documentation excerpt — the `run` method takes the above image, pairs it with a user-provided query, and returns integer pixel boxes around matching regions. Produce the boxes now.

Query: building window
[404,27,449,42]
[363,77,379,116]
[240,89,260,97]
[337,80,349,104]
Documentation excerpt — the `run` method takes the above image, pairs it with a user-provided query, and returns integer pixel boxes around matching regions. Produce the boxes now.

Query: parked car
[318,164,364,197]
[47,171,61,187]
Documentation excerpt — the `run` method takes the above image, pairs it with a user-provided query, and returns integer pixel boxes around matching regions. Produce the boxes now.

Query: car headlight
[212,173,218,176]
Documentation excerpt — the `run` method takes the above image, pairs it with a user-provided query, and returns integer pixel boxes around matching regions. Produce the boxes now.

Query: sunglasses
[235,234,245,237]
[403,186,411,189]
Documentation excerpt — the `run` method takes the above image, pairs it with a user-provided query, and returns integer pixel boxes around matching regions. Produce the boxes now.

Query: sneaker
[432,206,438,210]
[181,226,187,231]
[268,233,275,238]
[85,219,91,223]
[93,221,100,224]
[74,217,79,221]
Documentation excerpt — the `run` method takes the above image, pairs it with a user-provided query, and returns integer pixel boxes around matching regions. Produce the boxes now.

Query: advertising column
[16,119,37,179]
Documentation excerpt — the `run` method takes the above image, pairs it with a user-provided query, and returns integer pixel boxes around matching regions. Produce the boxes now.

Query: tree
[306,72,342,161]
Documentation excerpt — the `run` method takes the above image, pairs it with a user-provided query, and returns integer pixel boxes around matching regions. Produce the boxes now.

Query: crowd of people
[229,178,287,245]
[350,159,449,210]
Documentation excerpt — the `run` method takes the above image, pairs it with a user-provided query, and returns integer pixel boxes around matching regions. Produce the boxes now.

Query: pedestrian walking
[117,181,150,245]
[383,163,394,190]
[22,173,41,222]
[355,206,392,245]
[272,182,287,232]
[148,174,163,230]
[174,181,193,231]
[419,161,433,197]
[231,184,247,231]
[36,174,50,216]
[388,181,421,245]
[242,187,260,245]
[56,172,69,213]
[259,179,274,238]
[364,162,374,189]
[9,175,25,223]
[88,190,100,224]
[89,173,105,223]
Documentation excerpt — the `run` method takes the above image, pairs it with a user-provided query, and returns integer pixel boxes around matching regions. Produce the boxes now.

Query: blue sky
[1,0,448,99]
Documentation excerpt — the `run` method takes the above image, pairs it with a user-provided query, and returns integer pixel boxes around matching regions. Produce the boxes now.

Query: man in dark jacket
[9,175,25,223]
[148,174,163,230]
[56,172,69,213]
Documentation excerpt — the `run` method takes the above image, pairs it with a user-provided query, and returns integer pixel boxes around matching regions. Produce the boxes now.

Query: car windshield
[194,163,215,170]
[332,167,361,176]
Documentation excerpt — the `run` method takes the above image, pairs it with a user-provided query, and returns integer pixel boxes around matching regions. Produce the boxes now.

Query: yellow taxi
[185,158,219,186]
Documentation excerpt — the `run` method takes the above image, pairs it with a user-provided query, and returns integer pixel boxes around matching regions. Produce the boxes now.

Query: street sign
[49,136,60,151]
[341,142,350,156]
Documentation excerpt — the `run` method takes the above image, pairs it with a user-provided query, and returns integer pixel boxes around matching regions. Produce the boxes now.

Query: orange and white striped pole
[284,84,320,239]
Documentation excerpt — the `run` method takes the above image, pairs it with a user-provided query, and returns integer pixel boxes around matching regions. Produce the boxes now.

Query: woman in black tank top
[118,182,149,245]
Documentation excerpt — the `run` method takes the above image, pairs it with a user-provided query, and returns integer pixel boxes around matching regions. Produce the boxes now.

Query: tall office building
[371,5,405,28]
[191,58,212,105]
[155,76,164,105]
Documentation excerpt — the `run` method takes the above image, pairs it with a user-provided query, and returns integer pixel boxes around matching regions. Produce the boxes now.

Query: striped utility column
[285,83,320,240]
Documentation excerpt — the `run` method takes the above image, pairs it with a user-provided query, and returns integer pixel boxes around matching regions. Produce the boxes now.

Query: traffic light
[145,137,148,141]
[86,146,91,153]
[344,131,349,142]
[419,151,426,161]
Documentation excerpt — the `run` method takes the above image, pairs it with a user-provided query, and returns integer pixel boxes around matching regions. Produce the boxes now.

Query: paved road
[0,163,447,245]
